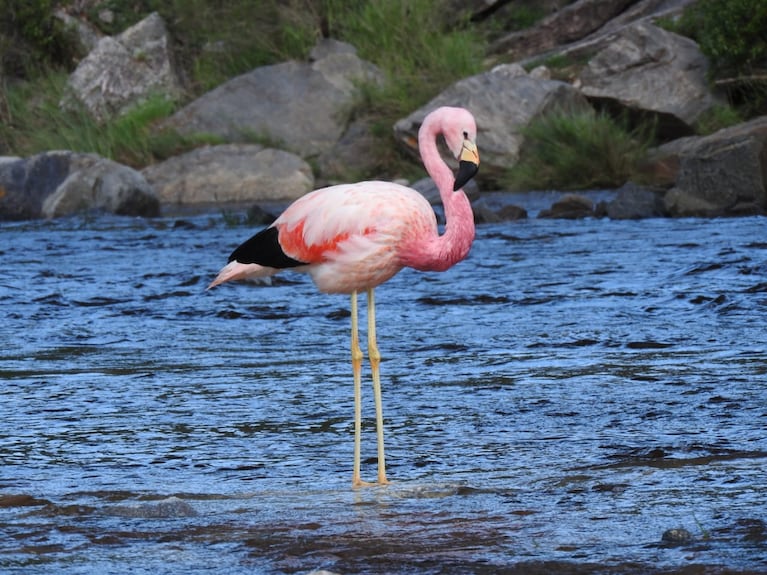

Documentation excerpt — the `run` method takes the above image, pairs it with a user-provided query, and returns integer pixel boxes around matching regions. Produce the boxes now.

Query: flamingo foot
[352,477,390,489]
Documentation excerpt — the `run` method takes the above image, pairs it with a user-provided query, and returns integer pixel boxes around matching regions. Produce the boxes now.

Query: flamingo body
[213,181,443,294]
[209,106,480,487]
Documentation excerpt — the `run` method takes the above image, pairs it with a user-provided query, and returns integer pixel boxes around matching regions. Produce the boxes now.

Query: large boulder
[489,0,636,61]
[393,63,592,184]
[576,21,721,139]
[655,116,767,217]
[64,12,183,121]
[142,144,314,206]
[0,151,159,220]
[162,40,382,159]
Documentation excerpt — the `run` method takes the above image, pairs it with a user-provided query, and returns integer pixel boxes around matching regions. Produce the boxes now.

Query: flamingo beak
[453,139,479,191]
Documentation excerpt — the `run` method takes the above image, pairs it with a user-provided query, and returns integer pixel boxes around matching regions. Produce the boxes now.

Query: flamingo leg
[350,290,367,488]
[367,288,389,485]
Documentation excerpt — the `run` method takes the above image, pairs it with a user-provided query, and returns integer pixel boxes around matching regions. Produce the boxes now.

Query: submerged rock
[605,182,667,219]
[109,496,198,518]
[661,527,694,544]
[538,193,595,219]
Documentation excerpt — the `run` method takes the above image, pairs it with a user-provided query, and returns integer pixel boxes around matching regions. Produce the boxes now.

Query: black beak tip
[453,160,479,191]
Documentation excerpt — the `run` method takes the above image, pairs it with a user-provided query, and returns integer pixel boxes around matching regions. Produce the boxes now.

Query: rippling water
[1,200,766,574]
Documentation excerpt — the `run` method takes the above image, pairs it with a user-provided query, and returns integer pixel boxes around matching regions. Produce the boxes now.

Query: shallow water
[1,204,766,574]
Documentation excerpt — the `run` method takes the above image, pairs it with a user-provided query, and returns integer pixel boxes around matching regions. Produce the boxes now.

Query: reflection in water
[1,212,766,574]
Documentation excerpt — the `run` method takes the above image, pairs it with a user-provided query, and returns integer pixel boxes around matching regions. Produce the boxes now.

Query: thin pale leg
[367,288,389,485]
[350,291,369,488]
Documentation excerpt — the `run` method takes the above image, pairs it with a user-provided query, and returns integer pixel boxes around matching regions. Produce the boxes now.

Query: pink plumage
[209,106,480,487]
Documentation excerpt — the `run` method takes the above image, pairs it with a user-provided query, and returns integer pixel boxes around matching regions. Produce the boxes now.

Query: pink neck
[404,114,475,272]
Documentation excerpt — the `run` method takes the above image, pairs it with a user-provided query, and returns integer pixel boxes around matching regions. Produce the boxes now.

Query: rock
[44,154,159,218]
[489,0,636,61]
[110,496,198,518]
[316,118,382,184]
[538,193,595,218]
[605,182,667,219]
[497,203,528,220]
[64,12,183,121]
[142,144,314,205]
[246,204,279,226]
[410,176,480,205]
[394,64,592,184]
[54,9,103,54]
[662,527,694,544]
[655,116,767,217]
[472,201,503,224]
[163,40,382,159]
[471,198,527,223]
[577,21,722,139]
[583,0,698,38]
[0,493,50,507]
[0,151,159,220]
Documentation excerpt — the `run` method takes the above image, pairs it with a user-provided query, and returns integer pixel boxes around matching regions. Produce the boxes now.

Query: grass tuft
[0,71,219,166]
[502,110,656,191]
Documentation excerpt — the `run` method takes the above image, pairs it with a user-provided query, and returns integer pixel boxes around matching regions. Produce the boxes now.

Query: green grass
[0,0,486,178]
[502,110,656,191]
[0,71,220,167]
[331,0,483,114]
[694,104,743,135]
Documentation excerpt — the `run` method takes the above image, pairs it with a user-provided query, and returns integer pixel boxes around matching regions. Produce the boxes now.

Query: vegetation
[502,110,656,191]
[0,0,483,171]
[0,0,82,77]
[669,0,767,116]
[0,0,764,190]
[674,0,767,78]
[0,71,222,167]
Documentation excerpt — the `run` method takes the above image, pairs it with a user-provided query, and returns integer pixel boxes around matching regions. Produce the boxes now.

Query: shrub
[0,0,81,77]
[676,0,767,77]
[502,111,656,191]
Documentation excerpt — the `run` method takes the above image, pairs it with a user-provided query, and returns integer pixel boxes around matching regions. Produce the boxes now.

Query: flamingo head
[441,107,480,191]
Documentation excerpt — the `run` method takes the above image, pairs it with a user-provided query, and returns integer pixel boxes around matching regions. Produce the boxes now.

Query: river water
[1,198,766,574]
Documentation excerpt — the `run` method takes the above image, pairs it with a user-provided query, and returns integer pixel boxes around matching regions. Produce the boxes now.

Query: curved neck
[405,116,475,272]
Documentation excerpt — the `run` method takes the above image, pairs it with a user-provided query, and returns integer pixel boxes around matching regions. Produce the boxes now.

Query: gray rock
[410,176,480,205]
[538,193,595,218]
[394,64,592,183]
[54,9,103,54]
[606,182,667,219]
[656,116,767,216]
[42,153,159,218]
[662,527,694,544]
[163,40,382,159]
[497,203,528,221]
[142,144,314,205]
[0,151,158,220]
[577,21,722,138]
[316,118,382,183]
[64,12,183,121]
[489,0,636,60]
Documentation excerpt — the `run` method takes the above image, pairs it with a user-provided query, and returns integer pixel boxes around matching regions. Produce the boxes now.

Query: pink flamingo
[208,106,479,487]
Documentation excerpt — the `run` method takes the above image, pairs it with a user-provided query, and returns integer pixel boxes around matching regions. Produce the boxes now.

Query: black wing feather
[228,226,306,268]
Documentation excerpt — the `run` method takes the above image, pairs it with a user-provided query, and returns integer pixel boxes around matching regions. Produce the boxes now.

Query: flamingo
[208,106,479,487]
